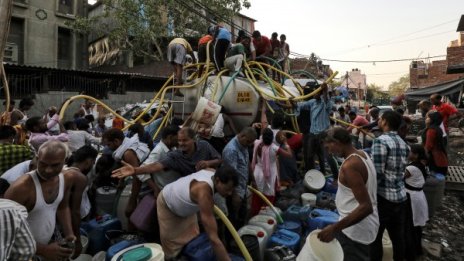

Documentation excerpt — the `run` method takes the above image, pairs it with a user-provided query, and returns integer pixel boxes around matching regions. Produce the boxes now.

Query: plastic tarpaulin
[405,78,464,101]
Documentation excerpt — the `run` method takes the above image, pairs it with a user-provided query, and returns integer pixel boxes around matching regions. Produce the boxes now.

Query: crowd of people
[168,25,290,91]
[0,26,462,260]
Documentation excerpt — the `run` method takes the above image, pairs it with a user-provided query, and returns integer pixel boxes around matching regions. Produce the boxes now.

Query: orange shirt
[112,117,124,129]
[198,35,213,46]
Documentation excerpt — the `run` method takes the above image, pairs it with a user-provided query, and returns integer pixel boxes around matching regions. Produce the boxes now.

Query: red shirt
[433,102,458,132]
[425,128,448,167]
[347,115,369,131]
[112,117,125,129]
[198,35,213,46]
[253,36,271,56]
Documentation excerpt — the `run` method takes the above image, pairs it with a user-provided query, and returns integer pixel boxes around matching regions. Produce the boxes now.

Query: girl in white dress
[404,144,429,260]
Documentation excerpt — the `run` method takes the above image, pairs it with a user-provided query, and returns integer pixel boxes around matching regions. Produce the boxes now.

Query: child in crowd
[404,144,429,260]
[250,128,292,215]
[423,111,448,175]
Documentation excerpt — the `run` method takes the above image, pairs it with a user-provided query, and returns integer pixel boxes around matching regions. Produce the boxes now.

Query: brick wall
[410,59,464,88]
[447,45,464,70]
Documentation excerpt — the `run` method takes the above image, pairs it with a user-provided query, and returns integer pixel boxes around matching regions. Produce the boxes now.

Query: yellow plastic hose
[247,186,284,224]
[291,71,339,101]
[248,61,304,95]
[152,105,173,141]
[213,205,252,261]
[330,116,375,138]
[59,94,131,123]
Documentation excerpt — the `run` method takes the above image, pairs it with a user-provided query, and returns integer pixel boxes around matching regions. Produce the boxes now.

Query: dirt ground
[422,134,464,261]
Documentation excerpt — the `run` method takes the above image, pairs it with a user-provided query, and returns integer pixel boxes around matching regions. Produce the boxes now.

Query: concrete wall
[10,0,87,69]
[10,91,157,121]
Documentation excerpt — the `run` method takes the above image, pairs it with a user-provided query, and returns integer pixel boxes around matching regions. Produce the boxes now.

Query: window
[5,17,24,64]
[58,0,74,15]
[58,27,72,68]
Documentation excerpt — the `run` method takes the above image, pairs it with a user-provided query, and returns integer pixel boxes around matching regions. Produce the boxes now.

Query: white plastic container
[96,186,117,215]
[116,184,132,230]
[303,170,325,193]
[81,235,88,254]
[297,229,344,261]
[248,214,277,237]
[111,243,164,261]
[238,225,269,261]
[301,193,317,206]
[258,206,283,220]
[191,97,222,123]
[92,251,106,261]
[382,230,393,261]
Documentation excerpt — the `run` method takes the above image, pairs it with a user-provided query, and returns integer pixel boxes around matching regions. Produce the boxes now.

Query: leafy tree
[69,0,250,61]
[366,83,385,101]
[388,74,410,97]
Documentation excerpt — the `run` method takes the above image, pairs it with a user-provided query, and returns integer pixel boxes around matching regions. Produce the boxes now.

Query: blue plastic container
[268,229,300,253]
[283,205,311,223]
[316,191,336,209]
[277,221,302,235]
[81,214,122,233]
[182,233,215,261]
[106,240,140,261]
[307,209,339,233]
[322,177,338,194]
[81,215,122,255]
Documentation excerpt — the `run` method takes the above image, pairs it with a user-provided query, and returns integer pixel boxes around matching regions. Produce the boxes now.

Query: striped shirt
[0,199,36,261]
[372,131,410,203]
[297,98,333,134]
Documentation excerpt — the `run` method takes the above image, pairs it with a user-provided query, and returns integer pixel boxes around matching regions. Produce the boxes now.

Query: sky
[240,0,463,89]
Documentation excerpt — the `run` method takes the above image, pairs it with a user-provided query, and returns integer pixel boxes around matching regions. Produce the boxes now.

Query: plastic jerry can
[322,177,338,194]
[277,221,302,235]
[182,233,215,261]
[238,225,269,261]
[82,214,122,234]
[265,245,296,261]
[283,205,311,223]
[96,186,117,216]
[316,191,336,209]
[301,193,317,207]
[83,215,122,255]
[106,240,140,261]
[259,206,283,220]
[248,215,277,236]
[382,230,393,261]
[129,194,156,232]
[307,209,339,234]
[268,229,301,254]
[116,183,132,230]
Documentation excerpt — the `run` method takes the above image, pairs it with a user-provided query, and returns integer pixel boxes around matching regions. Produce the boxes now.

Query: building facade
[409,16,464,88]
[4,0,88,69]
[342,69,367,100]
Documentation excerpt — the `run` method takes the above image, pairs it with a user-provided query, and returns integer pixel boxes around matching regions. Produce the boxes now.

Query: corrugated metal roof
[3,62,165,80]
[458,15,464,32]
